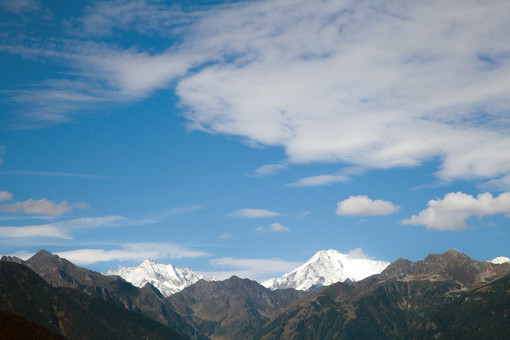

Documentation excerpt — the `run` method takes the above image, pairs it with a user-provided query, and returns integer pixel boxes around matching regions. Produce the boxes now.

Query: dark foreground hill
[0,261,186,340]
[5,250,207,340]
[0,309,66,340]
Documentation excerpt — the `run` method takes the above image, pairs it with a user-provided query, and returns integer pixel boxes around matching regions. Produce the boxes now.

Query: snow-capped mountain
[262,249,390,291]
[490,256,510,264]
[106,259,206,297]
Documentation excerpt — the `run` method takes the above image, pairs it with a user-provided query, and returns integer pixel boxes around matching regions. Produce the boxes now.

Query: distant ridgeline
[1,249,510,340]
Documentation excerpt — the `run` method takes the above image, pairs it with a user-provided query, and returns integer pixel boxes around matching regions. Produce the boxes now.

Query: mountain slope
[403,271,510,339]
[262,249,389,291]
[0,309,66,340]
[4,250,208,340]
[168,276,309,340]
[0,261,186,340]
[107,259,205,297]
[253,249,510,340]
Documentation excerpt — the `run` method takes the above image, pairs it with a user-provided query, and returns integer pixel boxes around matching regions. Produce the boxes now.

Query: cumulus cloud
[0,198,88,216]
[0,191,13,202]
[54,243,209,265]
[402,192,510,231]
[336,195,400,216]
[268,222,289,232]
[227,208,281,218]
[206,257,302,281]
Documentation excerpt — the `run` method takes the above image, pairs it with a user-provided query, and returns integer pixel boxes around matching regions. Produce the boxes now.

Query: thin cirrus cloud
[255,222,290,233]
[0,191,13,202]
[336,195,400,216]
[287,174,350,188]
[227,208,281,218]
[205,257,303,281]
[3,0,510,187]
[0,215,126,239]
[0,198,88,216]
[402,192,510,231]
[12,242,210,266]
[54,243,210,266]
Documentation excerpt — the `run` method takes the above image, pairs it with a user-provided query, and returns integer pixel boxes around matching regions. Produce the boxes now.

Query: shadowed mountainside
[0,261,186,340]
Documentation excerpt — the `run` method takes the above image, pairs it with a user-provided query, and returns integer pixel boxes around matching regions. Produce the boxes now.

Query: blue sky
[1,0,510,281]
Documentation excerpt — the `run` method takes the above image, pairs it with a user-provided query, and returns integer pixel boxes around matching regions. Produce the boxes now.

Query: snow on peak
[106,259,206,296]
[489,256,510,264]
[262,249,390,291]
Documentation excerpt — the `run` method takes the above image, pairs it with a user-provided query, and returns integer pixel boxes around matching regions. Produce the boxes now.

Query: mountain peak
[262,249,390,291]
[106,259,205,297]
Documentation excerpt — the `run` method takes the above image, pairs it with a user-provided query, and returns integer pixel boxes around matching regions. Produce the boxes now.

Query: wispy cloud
[255,222,290,233]
[0,191,13,202]
[219,233,233,239]
[227,208,281,218]
[206,257,302,281]
[288,174,350,187]
[336,195,400,216]
[0,198,87,216]
[0,170,109,178]
[402,192,510,231]
[0,215,125,239]
[13,242,210,265]
[0,224,70,239]
[252,162,288,177]
[2,0,510,185]
[54,242,209,266]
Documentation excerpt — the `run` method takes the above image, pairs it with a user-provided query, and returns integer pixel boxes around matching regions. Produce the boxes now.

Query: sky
[1,0,510,281]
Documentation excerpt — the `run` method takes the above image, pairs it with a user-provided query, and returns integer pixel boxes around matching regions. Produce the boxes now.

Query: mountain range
[106,259,206,297]
[2,249,510,339]
[106,249,391,296]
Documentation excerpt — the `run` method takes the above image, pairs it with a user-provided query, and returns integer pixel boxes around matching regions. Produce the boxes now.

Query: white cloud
[268,222,289,232]
[0,191,13,202]
[336,195,400,216]
[0,198,88,216]
[0,215,126,239]
[402,192,510,231]
[54,243,209,266]
[220,233,233,239]
[288,174,350,187]
[254,226,265,233]
[0,224,70,239]
[348,247,372,259]
[227,208,281,218]
[4,0,510,184]
[206,257,303,281]
[253,162,287,176]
